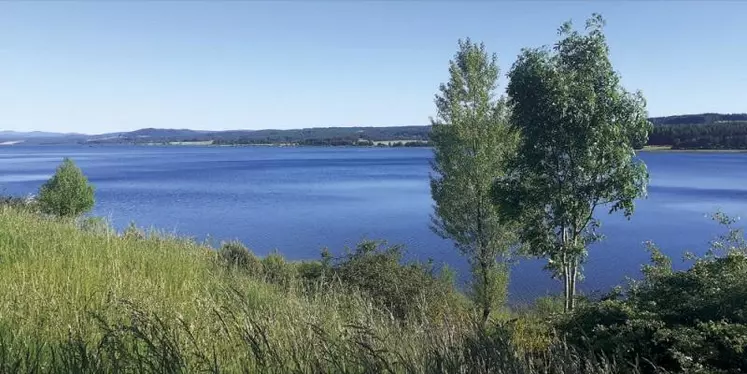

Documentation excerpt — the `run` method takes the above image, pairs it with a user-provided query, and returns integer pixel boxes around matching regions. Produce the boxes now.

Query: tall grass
[0,208,655,373]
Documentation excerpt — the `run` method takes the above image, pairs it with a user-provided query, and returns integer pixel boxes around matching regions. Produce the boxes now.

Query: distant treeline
[213,137,430,147]
[210,126,431,147]
[649,113,747,126]
[647,113,747,149]
[80,113,747,150]
[85,126,433,147]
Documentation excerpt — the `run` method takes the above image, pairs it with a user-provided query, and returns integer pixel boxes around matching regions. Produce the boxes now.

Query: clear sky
[1,1,745,134]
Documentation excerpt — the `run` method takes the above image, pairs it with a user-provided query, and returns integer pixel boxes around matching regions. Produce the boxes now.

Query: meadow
[0,207,652,373]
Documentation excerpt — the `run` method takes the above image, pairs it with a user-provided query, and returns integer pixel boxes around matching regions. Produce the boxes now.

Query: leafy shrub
[328,240,466,321]
[292,248,333,289]
[262,251,297,288]
[37,158,95,218]
[294,260,327,290]
[560,220,747,373]
[504,296,565,353]
[77,216,115,236]
[122,221,145,240]
[532,296,566,318]
[218,241,263,276]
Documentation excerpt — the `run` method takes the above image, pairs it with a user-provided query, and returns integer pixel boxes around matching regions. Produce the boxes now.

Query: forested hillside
[649,113,747,126]
[648,113,747,149]
[5,114,747,149]
[85,126,432,146]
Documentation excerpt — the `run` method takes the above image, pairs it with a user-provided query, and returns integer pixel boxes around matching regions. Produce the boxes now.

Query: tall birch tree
[430,39,517,324]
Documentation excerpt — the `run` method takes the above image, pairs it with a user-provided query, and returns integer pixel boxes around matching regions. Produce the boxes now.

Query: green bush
[560,224,747,373]
[218,241,263,276]
[328,240,466,321]
[122,221,145,240]
[294,260,327,290]
[77,216,115,236]
[37,158,95,218]
[262,251,297,288]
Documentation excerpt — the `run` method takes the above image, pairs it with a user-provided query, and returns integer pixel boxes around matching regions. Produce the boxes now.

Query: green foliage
[261,251,297,288]
[216,243,299,288]
[560,220,747,373]
[649,121,747,149]
[328,240,466,321]
[532,295,567,318]
[495,14,650,311]
[294,256,330,290]
[77,216,115,236]
[469,262,510,321]
[295,260,325,281]
[122,221,145,240]
[207,126,431,146]
[37,158,95,218]
[0,208,660,373]
[650,113,747,126]
[218,240,263,275]
[430,38,518,324]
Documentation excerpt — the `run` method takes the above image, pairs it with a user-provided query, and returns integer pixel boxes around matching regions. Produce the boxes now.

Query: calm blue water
[1,145,745,301]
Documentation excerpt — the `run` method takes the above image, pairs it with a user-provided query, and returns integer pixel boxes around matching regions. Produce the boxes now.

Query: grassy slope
[0,208,453,372]
[0,208,230,337]
[0,209,314,371]
[0,208,637,373]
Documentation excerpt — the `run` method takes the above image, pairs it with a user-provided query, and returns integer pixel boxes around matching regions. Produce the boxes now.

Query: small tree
[430,39,518,325]
[495,15,651,312]
[38,158,95,218]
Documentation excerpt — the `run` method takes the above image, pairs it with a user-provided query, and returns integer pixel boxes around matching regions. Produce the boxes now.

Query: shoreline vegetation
[96,116,747,151]
[143,142,747,153]
[6,112,747,151]
[143,139,432,148]
[3,14,747,373]
[5,115,747,151]
[639,145,747,153]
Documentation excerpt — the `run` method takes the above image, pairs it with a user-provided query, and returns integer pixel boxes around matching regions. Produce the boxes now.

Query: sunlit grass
[0,208,647,373]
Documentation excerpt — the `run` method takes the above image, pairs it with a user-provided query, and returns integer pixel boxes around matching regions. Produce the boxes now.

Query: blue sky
[1,1,745,134]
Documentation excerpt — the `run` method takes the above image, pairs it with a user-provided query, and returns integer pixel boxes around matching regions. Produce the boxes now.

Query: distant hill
[0,126,432,146]
[648,113,747,149]
[3,113,746,147]
[120,128,210,138]
[0,131,88,145]
[86,128,211,144]
[649,113,747,126]
[84,126,432,146]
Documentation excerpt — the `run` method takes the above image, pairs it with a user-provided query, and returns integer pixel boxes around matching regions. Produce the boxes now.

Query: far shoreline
[639,145,747,154]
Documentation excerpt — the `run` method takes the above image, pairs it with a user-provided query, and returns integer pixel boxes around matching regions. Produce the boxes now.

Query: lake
[1,145,745,302]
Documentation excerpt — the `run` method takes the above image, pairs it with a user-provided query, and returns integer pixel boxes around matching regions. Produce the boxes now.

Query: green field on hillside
[0,208,611,373]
